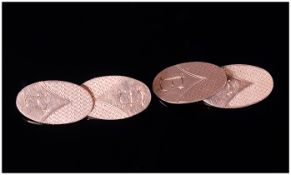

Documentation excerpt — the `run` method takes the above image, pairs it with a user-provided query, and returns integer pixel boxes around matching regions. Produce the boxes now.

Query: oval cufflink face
[152,62,227,104]
[16,81,94,124]
[82,76,151,120]
[204,64,274,108]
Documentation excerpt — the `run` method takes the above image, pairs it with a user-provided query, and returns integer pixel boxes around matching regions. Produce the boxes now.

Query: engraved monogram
[23,85,70,122]
[159,76,185,92]
[118,87,146,108]
[159,65,207,92]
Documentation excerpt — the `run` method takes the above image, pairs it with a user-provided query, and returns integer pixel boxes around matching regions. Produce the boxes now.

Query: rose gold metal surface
[152,62,227,104]
[204,64,274,108]
[16,81,94,124]
[82,76,151,120]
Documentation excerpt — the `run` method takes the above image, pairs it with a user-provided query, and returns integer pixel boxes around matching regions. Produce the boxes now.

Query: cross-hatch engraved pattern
[23,84,70,122]
[176,65,207,102]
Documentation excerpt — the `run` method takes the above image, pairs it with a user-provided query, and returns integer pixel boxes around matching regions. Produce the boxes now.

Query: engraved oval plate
[203,64,274,108]
[16,81,94,124]
[152,62,227,104]
[82,76,151,120]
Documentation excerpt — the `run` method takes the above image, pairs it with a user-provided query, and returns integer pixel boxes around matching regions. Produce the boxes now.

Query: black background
[3,2,289,172]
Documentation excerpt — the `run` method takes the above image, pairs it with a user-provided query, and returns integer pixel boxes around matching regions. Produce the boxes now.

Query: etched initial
[159,76,184,92]
[23,85,70,122]
[119,90,133,107]
[159,66,207,94]
[118,87,146,108]
[137,88,145,107]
